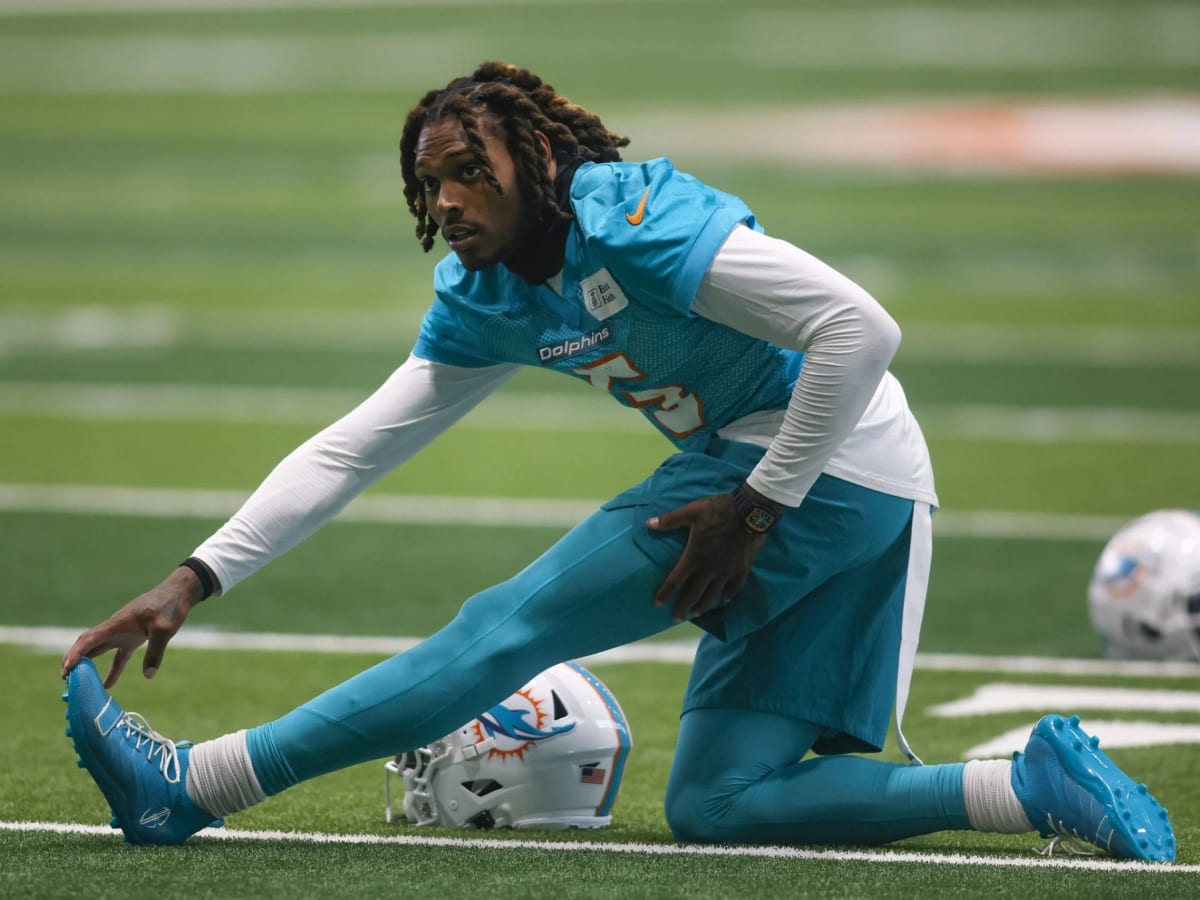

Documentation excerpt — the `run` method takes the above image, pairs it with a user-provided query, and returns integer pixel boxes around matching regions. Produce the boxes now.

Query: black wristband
[179,556,219,600]
[730,483,786,535]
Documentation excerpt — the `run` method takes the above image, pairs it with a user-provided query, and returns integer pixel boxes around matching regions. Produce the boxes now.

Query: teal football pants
[244,457,932,844]
[666,708,970,845]
[246,504,677,792]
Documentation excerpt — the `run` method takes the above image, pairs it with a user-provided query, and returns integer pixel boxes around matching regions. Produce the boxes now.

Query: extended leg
[249,504,676,791]
[65,504,678,843]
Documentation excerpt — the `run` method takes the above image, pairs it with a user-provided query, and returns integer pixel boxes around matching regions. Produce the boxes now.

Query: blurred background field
[1,0,1197,655]
[0,2,1198,894]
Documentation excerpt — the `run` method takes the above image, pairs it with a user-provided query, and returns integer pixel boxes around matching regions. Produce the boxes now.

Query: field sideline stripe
[3,383,1199,444]
[0,0,697,14]
[5,311,1199,368]
[6,626,1200,678]
[0,483,1133,541]
[1,821,1194,873]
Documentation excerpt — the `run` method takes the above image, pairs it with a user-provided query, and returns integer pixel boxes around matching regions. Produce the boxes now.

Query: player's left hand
[647,493,767,622]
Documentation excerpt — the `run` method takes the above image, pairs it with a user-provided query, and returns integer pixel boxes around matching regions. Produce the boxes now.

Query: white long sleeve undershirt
[192,356,518,594]
[193,224,926,595]
[694,225,901,507]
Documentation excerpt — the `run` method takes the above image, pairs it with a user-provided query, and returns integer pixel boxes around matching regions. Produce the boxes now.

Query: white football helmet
[1088,509,1200,661]
[384,661,631,830]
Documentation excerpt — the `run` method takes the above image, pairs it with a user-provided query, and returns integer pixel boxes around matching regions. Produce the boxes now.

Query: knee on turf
[664,779,737,844]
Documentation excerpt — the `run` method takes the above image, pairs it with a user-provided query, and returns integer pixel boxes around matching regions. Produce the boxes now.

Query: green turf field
[2,1,1199,897]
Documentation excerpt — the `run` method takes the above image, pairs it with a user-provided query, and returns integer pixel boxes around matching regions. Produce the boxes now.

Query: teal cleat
[64,658,223,845]
[1012,714,1175,862]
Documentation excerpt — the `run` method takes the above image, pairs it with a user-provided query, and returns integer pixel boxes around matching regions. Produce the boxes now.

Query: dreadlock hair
[399,61,630,252]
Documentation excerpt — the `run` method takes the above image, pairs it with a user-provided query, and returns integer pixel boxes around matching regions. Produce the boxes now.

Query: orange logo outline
[625,188,650,226]
[471,688,548,762]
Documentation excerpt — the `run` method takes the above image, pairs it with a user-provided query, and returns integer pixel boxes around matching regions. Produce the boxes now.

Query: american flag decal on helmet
[579,766,606,784]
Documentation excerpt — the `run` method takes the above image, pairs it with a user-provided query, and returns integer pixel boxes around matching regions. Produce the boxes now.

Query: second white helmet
[1088,509,1200,661]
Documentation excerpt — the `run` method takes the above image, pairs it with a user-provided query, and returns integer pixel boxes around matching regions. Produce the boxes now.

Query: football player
[61,62,1174,860]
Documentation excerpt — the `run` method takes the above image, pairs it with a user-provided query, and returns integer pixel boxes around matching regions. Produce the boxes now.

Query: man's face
[413,114,528,271]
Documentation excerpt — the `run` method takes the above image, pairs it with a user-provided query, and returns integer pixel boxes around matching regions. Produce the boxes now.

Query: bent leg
[249,505,676,792]
[665,708,971,846]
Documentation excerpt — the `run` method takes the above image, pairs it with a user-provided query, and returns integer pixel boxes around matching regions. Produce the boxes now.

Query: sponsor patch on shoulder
[579,268,629,321]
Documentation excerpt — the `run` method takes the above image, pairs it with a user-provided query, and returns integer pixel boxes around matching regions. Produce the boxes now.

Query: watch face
[745,507,776,533]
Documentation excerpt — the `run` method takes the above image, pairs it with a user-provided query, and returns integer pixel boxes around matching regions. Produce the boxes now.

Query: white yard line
[0,482,1137,540]
[6,625,1200,678]
[3,309,1197,367]
[0,0,661,15]
[893,323,1200,369]
[0,34,483,94]
[0,483,603,527]
[964,720,1200,758]
[734,7,1200,71]
[929,683,1200,716]
[2,382,1199,444]
[625,98,1200,174]
[915,405,1200,445]
[4,624,701,665]
[0,382,648,432]
[2,820,1196,872]
[915,653,1200,679]
[0,22,1197,173]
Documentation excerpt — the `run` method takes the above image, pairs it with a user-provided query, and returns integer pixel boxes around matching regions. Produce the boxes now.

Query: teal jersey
[413,158,804,450]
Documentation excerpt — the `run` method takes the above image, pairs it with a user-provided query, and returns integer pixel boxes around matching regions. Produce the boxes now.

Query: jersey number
[572,352,705,438]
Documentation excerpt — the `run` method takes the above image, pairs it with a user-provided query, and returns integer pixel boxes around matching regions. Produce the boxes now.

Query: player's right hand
[647,492,767,623]
[60,566,204,688]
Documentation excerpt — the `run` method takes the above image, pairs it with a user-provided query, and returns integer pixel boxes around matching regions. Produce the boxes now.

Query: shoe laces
[1034,813,1102,857]
[114,707,182,784]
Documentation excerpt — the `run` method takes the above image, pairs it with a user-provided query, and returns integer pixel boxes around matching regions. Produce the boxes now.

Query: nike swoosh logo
[625,188,650,226]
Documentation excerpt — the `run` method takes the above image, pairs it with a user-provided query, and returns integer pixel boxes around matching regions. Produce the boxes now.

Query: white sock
[185,730,268,818]
[962,759,1034,834]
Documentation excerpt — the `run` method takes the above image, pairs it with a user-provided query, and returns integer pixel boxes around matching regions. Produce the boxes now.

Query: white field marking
[964,720,1200,759]
[624,97,1200,175]
[893,323,1200,369]
[928,511,1131,542]
[0,382,647,433]
[3,308,1198,369]
[915,653,1200,679]
[0,0,708,14]
[0,34,482,94]
[1,3,1195,69]
[0,482,1137,541]
[8,625,1200,679]
[736,6,1200,71]
[2,820,1197,873]
[930,682,1200,717]
[0,625,699,665]
[0,21,1197,176]
[0,483,601,528]
[913,406,1200,446]
[4,382,1200,445]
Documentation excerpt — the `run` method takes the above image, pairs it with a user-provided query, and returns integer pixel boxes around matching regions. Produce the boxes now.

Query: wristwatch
[730,483,786,535]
